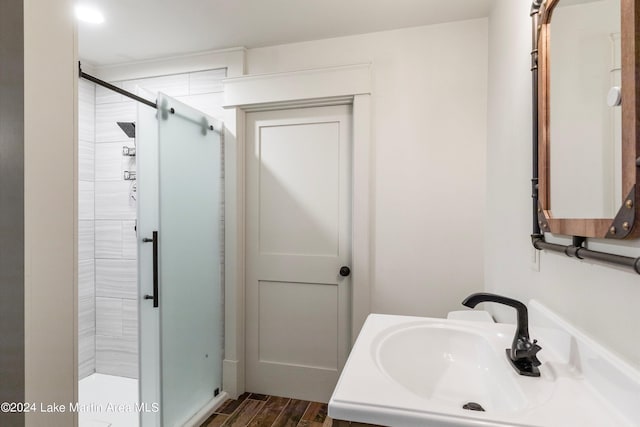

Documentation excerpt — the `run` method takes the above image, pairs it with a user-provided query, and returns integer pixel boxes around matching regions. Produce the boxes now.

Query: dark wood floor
[200,393,332,427]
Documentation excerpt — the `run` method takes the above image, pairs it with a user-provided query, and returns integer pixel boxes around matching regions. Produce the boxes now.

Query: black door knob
[339,266,351,277]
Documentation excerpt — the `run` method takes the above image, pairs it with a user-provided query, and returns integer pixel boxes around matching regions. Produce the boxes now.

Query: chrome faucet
[462,292,542,377]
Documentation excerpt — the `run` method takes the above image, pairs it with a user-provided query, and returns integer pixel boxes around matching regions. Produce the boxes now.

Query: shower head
[117,121,136,138]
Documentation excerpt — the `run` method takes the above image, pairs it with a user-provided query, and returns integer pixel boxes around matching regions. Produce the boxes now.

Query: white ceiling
[78,0,494,66]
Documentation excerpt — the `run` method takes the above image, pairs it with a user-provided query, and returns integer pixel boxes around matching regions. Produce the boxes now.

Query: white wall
[24,0,77,425]
[487,0,640,369]
[246,19,488,318]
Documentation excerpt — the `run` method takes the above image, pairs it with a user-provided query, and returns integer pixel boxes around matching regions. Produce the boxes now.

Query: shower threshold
[79,373,139,427]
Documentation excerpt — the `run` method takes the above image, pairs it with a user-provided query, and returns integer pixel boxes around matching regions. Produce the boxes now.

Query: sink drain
[462,402,485,412]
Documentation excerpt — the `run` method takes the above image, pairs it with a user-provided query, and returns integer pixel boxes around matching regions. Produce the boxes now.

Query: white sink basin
[375,323,529,413]
[329,301,640,427]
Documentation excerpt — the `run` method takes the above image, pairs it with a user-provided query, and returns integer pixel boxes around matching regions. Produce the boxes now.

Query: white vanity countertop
[328,301,639,427]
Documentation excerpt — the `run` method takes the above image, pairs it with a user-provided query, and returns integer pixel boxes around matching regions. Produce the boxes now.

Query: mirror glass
[549,0,622,218]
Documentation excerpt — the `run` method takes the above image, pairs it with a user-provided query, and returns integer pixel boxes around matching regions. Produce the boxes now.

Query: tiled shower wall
[93,79,139,378]
[85,68,227,379]
[79,79,96,379]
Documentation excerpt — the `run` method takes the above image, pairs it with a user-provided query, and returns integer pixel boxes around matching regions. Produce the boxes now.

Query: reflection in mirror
[549,0,621,218]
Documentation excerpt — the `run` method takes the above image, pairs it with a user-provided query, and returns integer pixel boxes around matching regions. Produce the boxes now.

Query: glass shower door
[138,92,223,427]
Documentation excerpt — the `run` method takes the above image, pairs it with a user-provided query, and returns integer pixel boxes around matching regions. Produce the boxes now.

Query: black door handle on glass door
[142,231,159,308]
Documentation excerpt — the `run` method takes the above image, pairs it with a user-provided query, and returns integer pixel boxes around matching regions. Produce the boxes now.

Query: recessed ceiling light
[75,4,104,24]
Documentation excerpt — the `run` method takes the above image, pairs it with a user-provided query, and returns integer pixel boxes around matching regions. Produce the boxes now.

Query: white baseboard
[223,359,243,399]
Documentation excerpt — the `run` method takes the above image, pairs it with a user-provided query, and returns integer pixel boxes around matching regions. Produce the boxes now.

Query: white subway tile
[79,335,95,380]
[95,181,137,220]
[78,220,95,261]
[122,299,138,338]
[96,81,124,104]
[96,101,136,143]
[96,259,137,299]
[79,79,95,142]
[78,259,95,299]
[96,335,138,379]
[79,257,96,379]
[95,143,125,181]
[79,181,95,220]
[79,293,95,335]
[78,140,95,181]
[95,220,122,258]
[96,297,123,337]
[122,221,137,260]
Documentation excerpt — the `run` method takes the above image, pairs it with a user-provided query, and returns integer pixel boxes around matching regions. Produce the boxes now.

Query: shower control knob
[339,266,351,277]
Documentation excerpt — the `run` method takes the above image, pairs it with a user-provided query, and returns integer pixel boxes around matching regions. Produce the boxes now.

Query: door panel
[246,105,352,403]
[138,89,161,427]
[156,94,222,427]
[258,280,338,370]
[138,93,223,427]
[258,122,341,256]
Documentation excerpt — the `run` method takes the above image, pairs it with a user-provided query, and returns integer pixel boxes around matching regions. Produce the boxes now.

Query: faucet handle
[529,354,542,367]
[514,339,542,362]
[527,342,542,367]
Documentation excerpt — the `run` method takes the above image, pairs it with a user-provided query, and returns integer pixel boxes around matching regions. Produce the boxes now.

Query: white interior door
[245,104,352,403]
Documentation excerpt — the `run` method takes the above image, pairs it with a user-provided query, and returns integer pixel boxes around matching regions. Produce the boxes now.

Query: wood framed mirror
[537,0,640,239]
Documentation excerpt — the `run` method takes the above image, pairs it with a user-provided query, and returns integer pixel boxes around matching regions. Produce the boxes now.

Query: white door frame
[221,64,373,398]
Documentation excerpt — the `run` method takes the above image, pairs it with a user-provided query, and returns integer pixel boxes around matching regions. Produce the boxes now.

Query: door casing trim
[222,64,373,398]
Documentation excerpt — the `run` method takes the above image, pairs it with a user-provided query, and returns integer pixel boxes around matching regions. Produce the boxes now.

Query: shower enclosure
[77,68,225,427]
[137,92,224,426]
